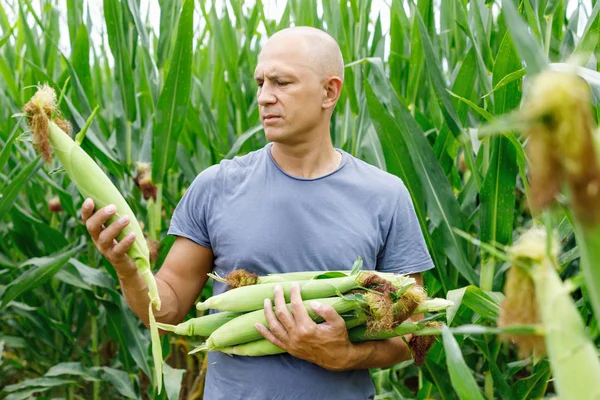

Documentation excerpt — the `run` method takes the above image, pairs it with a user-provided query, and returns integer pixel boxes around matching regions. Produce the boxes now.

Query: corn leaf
[446,285,501,325]
[151,0,194,184]
[0,158,43,221]
[103,0,137,124]
[3,377,75,393]
[163,362,186,400]
[0,246,79,311]
[501,0,548,75]
[441,325,486,400]
[97,367,136,399]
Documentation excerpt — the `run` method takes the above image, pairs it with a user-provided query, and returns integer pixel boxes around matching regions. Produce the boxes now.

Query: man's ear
[322,76,343,109]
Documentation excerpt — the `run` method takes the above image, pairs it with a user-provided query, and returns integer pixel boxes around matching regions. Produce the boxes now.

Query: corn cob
[210,268,404,289]
[156,311,241,336]
[205,296,365,348]
[522,70,600,323]
[197,271,415,312]
[194,298,452,356]
[23,85,161,311]
[23,85,163,393]
[502,228,600,399]
[200,313,368,356]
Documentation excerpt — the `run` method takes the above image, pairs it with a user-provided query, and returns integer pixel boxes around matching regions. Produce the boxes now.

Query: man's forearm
[116,267,180,326]
[342,336,412,370]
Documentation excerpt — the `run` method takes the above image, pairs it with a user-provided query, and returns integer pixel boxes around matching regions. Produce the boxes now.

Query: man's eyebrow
[254,72,292,81]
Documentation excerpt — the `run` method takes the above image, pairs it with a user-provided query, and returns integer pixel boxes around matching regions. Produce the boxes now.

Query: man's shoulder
[193,145,267,183]
[344,151,408,199]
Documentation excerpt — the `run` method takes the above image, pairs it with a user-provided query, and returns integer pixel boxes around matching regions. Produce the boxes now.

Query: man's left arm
[255,272,425,371]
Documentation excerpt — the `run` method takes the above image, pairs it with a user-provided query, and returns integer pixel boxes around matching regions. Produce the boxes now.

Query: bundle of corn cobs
[157,260,452,366]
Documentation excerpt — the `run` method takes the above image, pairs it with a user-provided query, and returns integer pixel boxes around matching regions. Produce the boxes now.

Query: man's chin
[264,129,290,143]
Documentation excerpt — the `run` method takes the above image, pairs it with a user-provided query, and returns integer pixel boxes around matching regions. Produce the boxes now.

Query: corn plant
[1,0,599,399]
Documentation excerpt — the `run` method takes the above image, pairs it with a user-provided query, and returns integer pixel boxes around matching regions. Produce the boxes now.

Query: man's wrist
[338,343,373,371]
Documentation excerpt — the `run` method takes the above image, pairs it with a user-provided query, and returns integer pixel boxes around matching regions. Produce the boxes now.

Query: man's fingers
[263,298,289,341]
[273,285,295,330]
[290,283,314,326]
[85,204,117,239]
[97,215,130,249]
[112,232,136,255]
[81,198,95,221]
[310,301,345,327]
[255,323,286,349]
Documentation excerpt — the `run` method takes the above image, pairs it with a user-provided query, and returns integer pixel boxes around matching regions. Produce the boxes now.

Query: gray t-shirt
[168,143,434,400]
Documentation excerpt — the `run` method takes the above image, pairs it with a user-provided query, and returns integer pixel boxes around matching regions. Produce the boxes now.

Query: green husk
[197,297,452,355]
[205,296,365,349]
[156,311,241,336]
[509,228,600,399]
[197,271,415,312]
[23,84,163,393]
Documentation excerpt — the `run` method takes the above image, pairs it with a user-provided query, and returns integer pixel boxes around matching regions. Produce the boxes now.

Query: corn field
[1,0,600,399]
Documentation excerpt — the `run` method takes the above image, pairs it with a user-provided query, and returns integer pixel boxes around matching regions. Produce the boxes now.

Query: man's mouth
[263,115,281,124]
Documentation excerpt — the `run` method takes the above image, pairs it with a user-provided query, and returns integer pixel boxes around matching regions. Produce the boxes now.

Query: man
[82,26,434,399]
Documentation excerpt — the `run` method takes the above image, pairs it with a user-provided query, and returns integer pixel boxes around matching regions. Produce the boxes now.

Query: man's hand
[81,198,138,277]
[254,283,357,371]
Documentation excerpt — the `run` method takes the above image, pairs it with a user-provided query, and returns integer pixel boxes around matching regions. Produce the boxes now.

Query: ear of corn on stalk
[522,69,600,325]
[501,228,600,399]
[23,85,164,393]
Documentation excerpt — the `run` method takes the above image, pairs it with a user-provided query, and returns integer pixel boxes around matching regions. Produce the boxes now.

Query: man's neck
[270,138,342,179]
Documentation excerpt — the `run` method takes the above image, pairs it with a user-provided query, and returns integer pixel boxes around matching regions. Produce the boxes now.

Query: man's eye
[277,81,289,87]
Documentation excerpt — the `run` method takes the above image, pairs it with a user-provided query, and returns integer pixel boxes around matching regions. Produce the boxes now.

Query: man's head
[254,26,344,145]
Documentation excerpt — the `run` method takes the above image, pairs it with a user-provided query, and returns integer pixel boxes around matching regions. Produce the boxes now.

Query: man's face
[254,39,325,144]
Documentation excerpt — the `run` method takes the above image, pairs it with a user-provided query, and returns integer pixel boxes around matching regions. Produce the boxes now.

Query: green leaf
[0,121,20,172]
[514,360,551,400]
[152,0,194,184]
[366,64,478,285]
[45,362,101,380]
[478,31,522,289]
[446,285,502,325]
[163,362,186,400]
[104,297,151,378]
[97,366,137,399]
[501,0,548,75]
[104,0,137,123]
[157,0,182,68]
[0,335,26,348]
[0,245,80,311]
[441,325,486,400]
[69,259,117,291]
[416,11,463,137]
[3,377,75,392]
[224,125,264,159]
[71,24,96,108]
[0,158,42,220]
[5,387,53,400]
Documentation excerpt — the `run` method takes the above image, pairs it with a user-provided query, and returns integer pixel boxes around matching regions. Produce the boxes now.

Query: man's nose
[257,83,276,106]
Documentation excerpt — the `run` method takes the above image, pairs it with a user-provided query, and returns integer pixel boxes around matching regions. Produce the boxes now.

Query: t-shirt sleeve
[376,183,434,275]
[167,165,219,248]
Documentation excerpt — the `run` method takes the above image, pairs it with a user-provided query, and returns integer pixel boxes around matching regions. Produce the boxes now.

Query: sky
[2,0,594,63]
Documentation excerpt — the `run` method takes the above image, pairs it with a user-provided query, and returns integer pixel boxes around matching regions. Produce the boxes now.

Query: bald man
[82,26,434,399]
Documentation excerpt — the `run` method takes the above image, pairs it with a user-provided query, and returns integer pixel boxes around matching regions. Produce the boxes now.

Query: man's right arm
[81,198,213,327]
